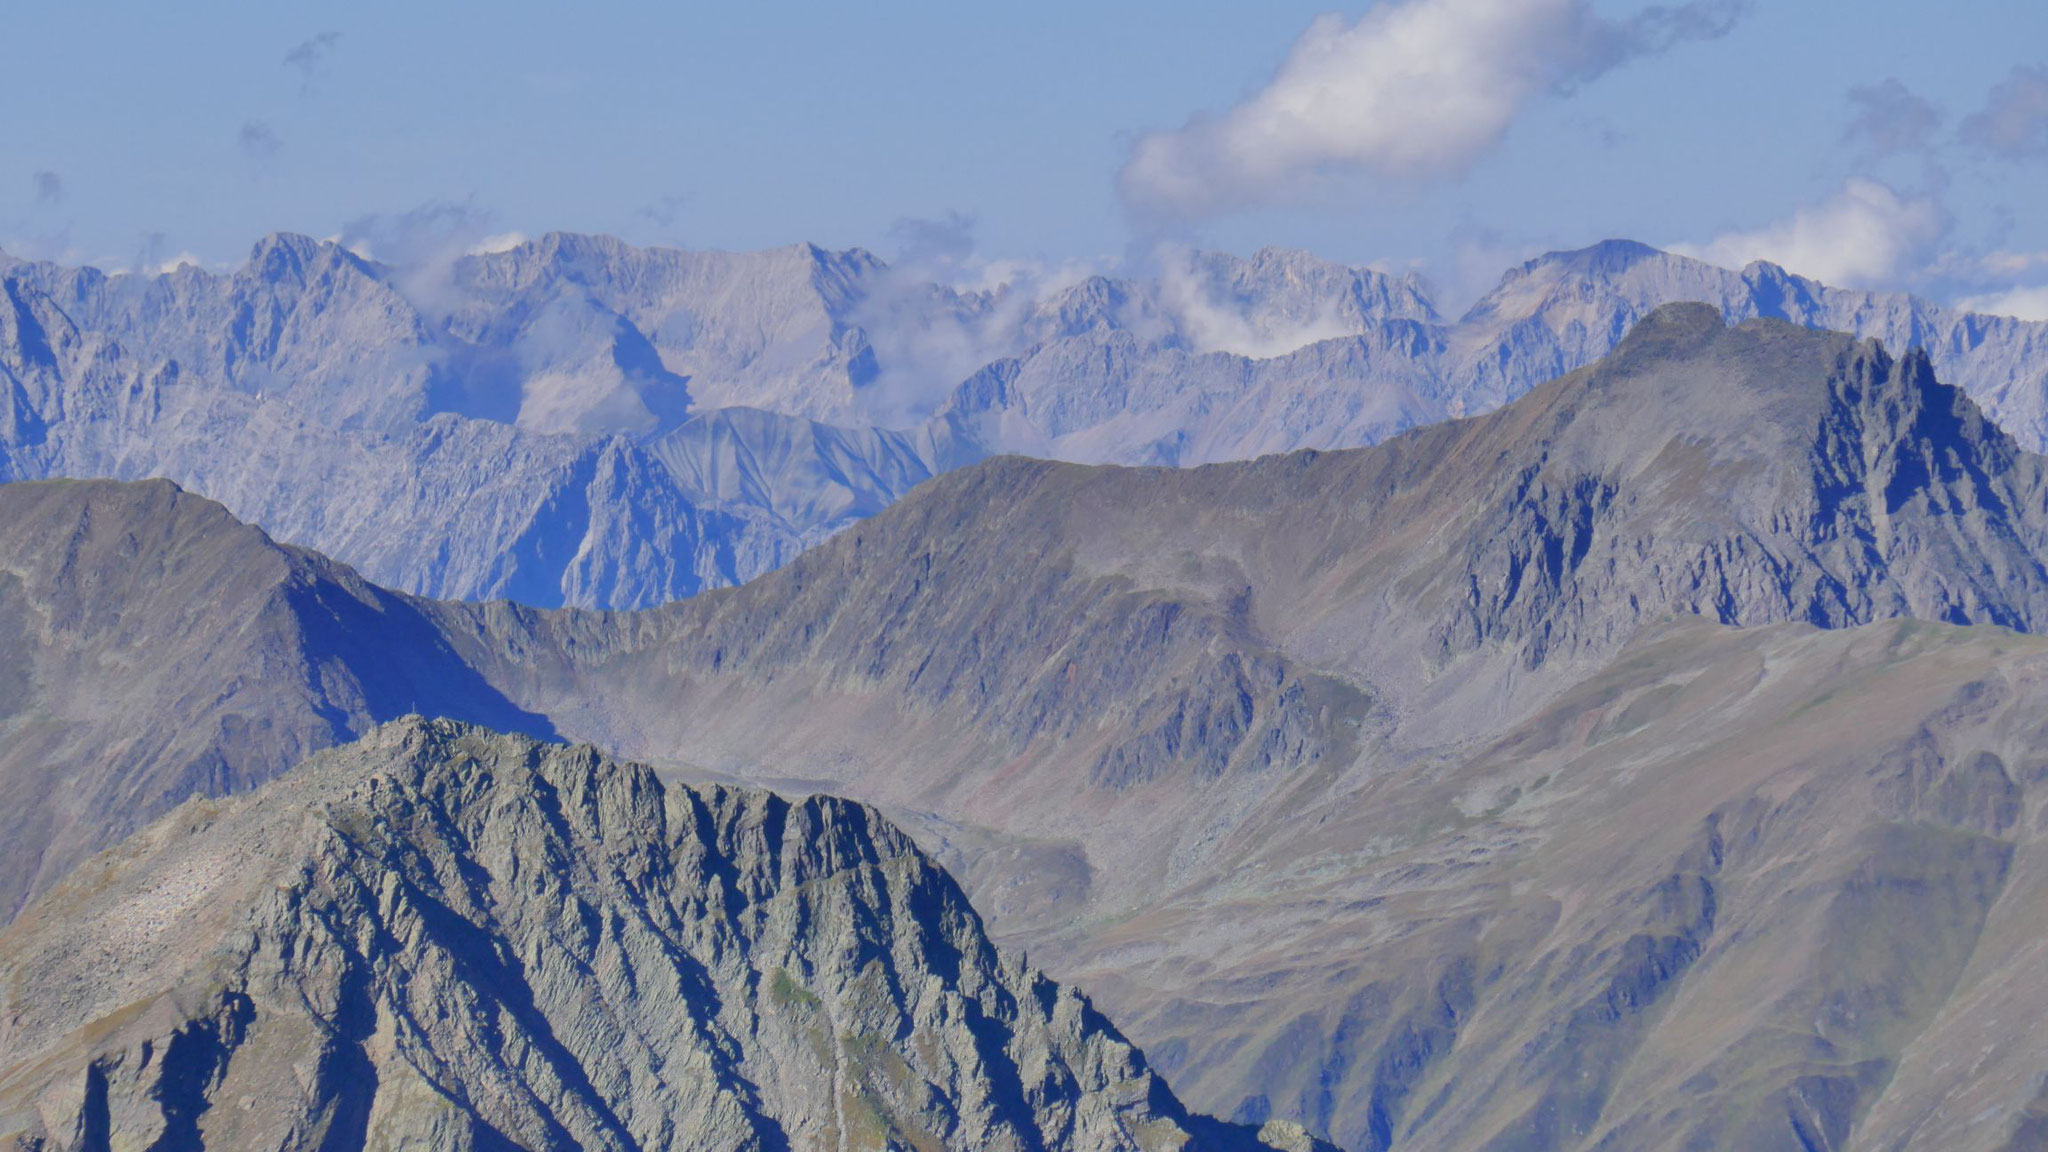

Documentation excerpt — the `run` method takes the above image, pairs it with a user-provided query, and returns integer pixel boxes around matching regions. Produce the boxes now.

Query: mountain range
[4,234,2045,609]
[11,307,2048,1147]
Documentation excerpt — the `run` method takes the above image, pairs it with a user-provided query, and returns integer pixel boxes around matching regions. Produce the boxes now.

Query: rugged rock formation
[0,717,1327,1152]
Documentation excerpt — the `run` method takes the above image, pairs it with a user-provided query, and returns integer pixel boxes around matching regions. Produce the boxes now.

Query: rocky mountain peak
[0,717,1331,1151]
[243,231,340,281]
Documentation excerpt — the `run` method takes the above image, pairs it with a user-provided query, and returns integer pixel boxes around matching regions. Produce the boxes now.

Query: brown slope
[1052,615,2048,1151]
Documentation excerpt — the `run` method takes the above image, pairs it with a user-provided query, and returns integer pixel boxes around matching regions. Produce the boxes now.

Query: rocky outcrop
[0,717,1327,1152]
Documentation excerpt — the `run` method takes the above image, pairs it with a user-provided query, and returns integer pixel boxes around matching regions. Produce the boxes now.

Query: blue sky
[6,1,2046,313]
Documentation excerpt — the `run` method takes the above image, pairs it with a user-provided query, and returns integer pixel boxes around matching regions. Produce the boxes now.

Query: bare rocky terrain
[10,308,2048,1147]
[0,718,1326,1152]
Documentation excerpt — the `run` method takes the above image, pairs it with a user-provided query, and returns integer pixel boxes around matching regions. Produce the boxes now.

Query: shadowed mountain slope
[0,718,1329,1152]
[0,478,554,921]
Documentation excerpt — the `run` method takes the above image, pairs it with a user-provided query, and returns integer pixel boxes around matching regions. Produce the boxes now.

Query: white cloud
[851,251,1097,428]
[1980,250,2048,278]
[1958,285,2048,323]
[467,232,527,256]
[1669,179,1945,287]
[104,252,206,277]
[1157,248,1359,358]
[1118,0,1745,222]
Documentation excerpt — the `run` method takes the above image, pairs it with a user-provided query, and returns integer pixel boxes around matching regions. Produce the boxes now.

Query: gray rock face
[6,233,2045,610]
[0,717,1323,1152]
[452,306,2048,796]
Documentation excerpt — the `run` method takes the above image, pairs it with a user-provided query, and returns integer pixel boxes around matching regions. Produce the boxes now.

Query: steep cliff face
[0,718,1324,1152]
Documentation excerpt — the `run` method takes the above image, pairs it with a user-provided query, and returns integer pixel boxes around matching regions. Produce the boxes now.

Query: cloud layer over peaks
[1670,178,1946,288]
[1117,0,1746,224]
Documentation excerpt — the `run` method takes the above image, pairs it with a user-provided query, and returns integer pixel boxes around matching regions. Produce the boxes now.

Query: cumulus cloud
[284,30,341,92]
[32,171,62,205]
[238,119,283,160]
[1842,78,1943,163]
[850,213,1099,426]
[1669,178,1945,287]
[336,201,505,315]
[1958,285,2048,322]
[466,232,527,256]
[1118,0,1747,222]
[1961,64,2048,160]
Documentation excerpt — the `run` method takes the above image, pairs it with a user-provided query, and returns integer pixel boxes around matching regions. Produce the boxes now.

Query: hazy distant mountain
[0,235,942,609]
[1446,239,2048,433]
[13,310,2048,1146]
[0,717,1328,1152]
[6,233,2045,609]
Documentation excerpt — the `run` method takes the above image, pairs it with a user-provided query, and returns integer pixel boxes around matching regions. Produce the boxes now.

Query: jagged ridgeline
[0,718,1330,1152]
[1,233,2044,609]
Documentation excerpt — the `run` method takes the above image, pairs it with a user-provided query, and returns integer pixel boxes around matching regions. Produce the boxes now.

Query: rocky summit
[0,717,1329,1152]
